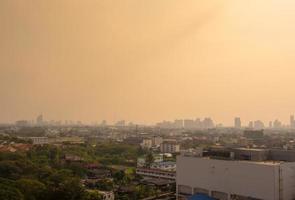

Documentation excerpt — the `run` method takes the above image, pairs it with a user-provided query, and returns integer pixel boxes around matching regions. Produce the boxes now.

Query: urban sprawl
[2,115,295,200]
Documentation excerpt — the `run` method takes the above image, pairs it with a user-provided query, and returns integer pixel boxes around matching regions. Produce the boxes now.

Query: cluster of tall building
[156,118,215,129]
[234,115,295,129]
[15,114,83,127]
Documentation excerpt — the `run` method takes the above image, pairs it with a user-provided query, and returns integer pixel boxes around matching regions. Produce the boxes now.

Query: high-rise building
[273,119,282,129]
[174,119,183,129]
[203,118,214,129]
[115,120,125,127]
[101,120,107,127]
[248,121,253,129]
[234,117,241,128]
[36,114,43,126]
[184,119,195,129]
[290,115,295,128]
[194,118,202,129]
[160,141,180,153]
[269,121,273,128]
[254,120,264,130]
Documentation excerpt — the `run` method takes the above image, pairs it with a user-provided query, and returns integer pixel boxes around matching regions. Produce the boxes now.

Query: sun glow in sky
[1,0,295,125]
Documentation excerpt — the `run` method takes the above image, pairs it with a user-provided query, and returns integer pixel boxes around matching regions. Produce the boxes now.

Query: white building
[136,168,176,180]
[160,141,180,153]
[177,155,295,200]
[29,137,49,145]
[141,138,153,149]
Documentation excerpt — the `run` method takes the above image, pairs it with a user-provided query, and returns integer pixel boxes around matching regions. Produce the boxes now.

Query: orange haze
[1,0,295,125]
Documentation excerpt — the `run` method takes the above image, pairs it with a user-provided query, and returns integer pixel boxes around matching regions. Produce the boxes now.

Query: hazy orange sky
[1,0,295,125]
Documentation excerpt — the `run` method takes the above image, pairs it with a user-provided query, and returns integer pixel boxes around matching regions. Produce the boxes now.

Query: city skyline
[10,113,295,128]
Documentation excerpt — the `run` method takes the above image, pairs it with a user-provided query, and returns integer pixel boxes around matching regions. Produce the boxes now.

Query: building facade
[177,155,295,200]
[160,141,180,153]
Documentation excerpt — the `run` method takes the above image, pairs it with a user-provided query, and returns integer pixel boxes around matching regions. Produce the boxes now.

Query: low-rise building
[151,161,176,171]
[136,167,176,180]
[137,154,164,167]
[29,137,49,145]
[177,153,295,200]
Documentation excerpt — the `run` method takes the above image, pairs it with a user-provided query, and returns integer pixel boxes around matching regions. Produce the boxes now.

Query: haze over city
[4,1,295,200]
[2,0,295,125]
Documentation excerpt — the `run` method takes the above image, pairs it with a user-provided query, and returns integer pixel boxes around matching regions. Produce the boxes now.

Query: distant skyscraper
[254,120,264,130]
[195,118,202,128]
[101,120,107,127]
[203,118,214,129]
[234,117,241,128]
[248,121,253,129]
[290,115,295,128]
[184,119,195,129]
[115,120,125,127]
[36,114,43,126]
[273,119,282,129]
[269,121,273,128]
[174,119,183,129]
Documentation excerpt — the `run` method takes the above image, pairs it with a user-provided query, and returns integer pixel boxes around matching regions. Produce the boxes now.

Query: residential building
[152,136,163,147]
[141,138,153,149]
[160,141,180,153]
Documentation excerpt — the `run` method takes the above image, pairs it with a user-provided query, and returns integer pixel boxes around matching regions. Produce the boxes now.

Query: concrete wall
[177,156,287,200]
[270,150,295,162]
[281,163,295,200]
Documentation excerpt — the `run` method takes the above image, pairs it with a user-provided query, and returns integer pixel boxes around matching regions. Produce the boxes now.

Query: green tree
[84,190,103,200]
[46,170,86,200]
[0,161,22,179]
[17,178,46,200]
[113,170,126,185]
[0,178,24,200]
[145,152,154,168]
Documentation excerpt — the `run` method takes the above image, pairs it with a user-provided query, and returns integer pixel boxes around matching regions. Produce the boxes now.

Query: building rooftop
[183,156,283,166]
[234,147,268,152]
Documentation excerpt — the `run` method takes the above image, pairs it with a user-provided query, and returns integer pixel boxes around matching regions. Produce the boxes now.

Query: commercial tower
[234,117,241,128]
